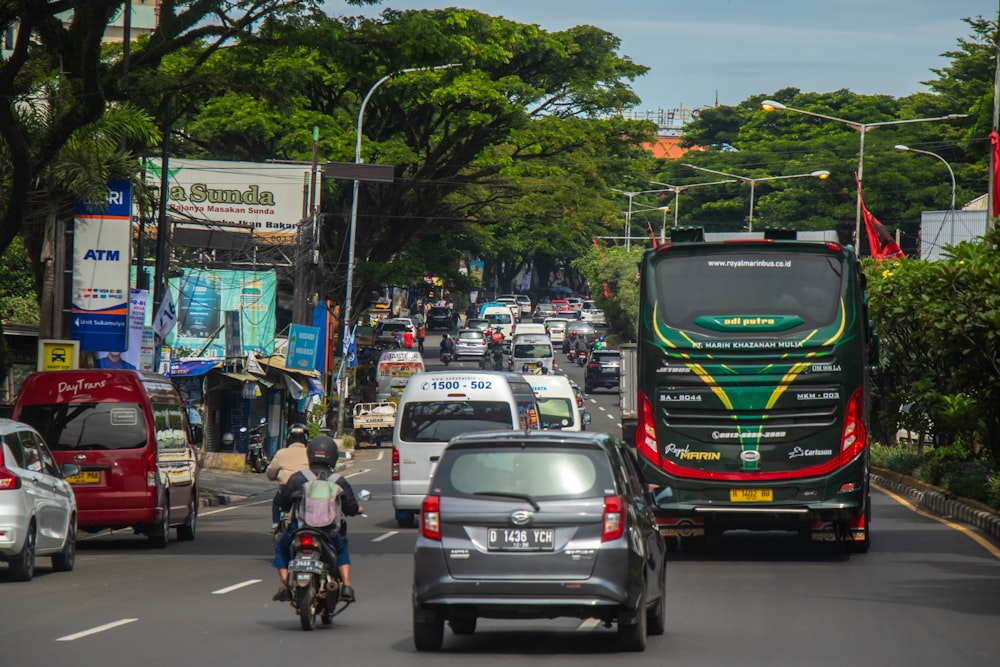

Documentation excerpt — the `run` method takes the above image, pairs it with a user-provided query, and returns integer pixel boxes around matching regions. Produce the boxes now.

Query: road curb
[872,470,1000,542]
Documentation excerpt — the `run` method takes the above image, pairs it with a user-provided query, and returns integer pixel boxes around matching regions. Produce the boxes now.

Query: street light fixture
[610,187,673,249]
[649,179,737,235]
[629,202,671,244]
[681,164,830,231]
[339,62,461,436]
[895,144,957,248]
[760,99,966,245]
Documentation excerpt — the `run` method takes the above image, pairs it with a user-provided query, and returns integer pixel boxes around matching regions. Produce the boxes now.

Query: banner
[856,174,904,261]
[72,180,132,351]
[287,323,319,370]
[96,288,147,370]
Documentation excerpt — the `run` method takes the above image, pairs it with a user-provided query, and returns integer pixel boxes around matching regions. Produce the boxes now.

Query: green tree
[571,244,644,341]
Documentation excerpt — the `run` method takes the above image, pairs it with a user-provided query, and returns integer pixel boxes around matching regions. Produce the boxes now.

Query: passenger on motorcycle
[272,436,363,603]
[439,333,455,357]
[265,422,310,537]
[489,327,505,369]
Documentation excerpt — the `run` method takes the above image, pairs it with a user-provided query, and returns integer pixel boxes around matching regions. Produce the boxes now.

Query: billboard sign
[287,324,319,370]
[71,180,132,351]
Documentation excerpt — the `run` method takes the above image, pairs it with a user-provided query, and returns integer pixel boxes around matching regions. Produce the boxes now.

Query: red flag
[647,222,658,249]
[856,174,904,261]
[990,131,1000,219]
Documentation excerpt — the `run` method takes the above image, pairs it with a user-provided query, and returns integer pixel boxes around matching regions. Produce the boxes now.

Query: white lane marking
[576,618,601,632]
[212,579,262,595]
[373,530,399,542]
[589,398,598,404]
[376,450,385,461]
[598,406,606,411]
[345,468,370,479]
[607,414,617,420]
[57,618,139,642]
[201,499,271,516]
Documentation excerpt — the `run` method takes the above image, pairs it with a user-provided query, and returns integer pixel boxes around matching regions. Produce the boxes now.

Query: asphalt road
[4,334,999,666]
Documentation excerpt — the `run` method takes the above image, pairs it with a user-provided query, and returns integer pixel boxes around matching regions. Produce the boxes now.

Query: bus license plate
[65,471,101,485]
[730,488,773,502]
[487,528,554,551]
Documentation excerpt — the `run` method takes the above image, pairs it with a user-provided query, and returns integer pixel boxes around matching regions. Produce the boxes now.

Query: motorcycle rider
[489,327,505,370]
[272,435,363,603]
[439,332,455,361]
[265,422,310,537]
[594,335,605,351]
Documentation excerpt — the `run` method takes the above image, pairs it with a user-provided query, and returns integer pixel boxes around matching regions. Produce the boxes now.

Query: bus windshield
[654,251,843,331]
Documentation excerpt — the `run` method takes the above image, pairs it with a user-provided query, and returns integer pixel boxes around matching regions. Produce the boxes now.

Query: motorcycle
[576,349,588,367]
[241,417,270,473]
[286,490,370,631]
[440,349,453,365]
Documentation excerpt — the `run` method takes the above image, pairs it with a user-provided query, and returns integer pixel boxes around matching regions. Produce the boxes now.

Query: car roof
[0,418,37,436]
[449,428,614,450]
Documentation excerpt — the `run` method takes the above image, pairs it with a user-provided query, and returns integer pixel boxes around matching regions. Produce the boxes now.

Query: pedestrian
[416,322,426,353]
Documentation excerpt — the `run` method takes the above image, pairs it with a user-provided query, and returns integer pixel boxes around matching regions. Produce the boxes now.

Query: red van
[13,370,199,547]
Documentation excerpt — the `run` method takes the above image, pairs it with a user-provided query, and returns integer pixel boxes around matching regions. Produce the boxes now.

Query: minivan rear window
[399,401,513,442]
[441,447,612,499]
[18,403,148,451]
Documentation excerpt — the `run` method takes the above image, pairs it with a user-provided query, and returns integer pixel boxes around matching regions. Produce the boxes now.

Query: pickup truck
[352,402,397,448]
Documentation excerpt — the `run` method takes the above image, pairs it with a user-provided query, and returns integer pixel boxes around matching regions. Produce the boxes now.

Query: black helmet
[307,435,338,466]
[287,422,308,445]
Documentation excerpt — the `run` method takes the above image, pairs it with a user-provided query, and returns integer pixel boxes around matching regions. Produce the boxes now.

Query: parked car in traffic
[374,318,415,349]
[581,300,606,326]
[454,329,489,362]
[514,295,533,317]
[532,303,557,323]
[426,307,454,332]
[585,348,622,393]
[0,418,79,581]
[412,430,667,651]
[466,318,491,334]
[543,317,569,343]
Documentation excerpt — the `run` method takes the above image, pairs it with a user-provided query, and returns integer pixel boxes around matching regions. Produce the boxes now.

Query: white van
[509,333,554,374]
[375,349,425,402]
[529,374,592,431]
[511,322,546,337]
[481,305,515,339]
[391,371,540,527]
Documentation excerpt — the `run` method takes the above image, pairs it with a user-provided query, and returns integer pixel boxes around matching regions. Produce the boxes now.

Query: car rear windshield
[439,446,613,500]
[536,397,575,430]
[458,331,483,340]
[379,322,408,332]
[18,403,148,451]
[485,312,512,324]
[654,250,843,331]
[429,308,450,316]
[513,344,552,358]
[594,351,620,360]
[399,401,513,442]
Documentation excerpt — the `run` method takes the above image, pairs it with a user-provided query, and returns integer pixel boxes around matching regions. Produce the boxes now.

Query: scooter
[440,349,453,365]
[286,490,370,631]
[241,418,270,473]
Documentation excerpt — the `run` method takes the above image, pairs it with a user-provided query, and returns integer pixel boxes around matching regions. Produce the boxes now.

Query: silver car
[0,418,79,581]
[413,430,667,652]
[454,329,488,362]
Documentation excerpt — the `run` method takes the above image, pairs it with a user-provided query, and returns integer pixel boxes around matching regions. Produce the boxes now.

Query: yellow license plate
[65,471,101,485]
[730,488,773,502]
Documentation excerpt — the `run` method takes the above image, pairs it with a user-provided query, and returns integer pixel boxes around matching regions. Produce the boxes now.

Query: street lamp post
[760,100,966,245]
[681,164,830,231]
[610,188,672,248]
[338,63,460,436]
[649,179,737,234]
[895,144,957,247]
[628,202,671,244]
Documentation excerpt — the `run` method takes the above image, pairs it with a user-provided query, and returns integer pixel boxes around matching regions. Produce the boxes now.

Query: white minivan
[481,305,515,339]
[391,371,540,527]
[375,350,425,402]
[509,333,554,374]
[528,374,592,431]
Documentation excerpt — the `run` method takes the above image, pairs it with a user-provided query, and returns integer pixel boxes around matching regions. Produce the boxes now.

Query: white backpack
[297,469,343,529]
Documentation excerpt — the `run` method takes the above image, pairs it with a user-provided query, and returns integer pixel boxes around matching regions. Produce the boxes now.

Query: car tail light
[392,446,400,481]
[587,362,600,368]
[636,389,660,467]
[421,495,441,540]
[146,453,158,487]
[602,495,625,541]
[0,449,21,490]
[840,386,867,464]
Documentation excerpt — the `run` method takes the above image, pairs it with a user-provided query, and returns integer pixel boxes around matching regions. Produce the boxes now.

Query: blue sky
[324,1,992,114]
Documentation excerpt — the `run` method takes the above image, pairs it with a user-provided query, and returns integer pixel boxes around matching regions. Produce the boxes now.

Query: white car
[514,295,533,317]
[581,300,606,325]
[543,317,570,343]
[0,419,79,581]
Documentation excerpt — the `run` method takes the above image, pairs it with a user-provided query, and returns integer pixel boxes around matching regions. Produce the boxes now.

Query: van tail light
[0,449,21,490]
[602,495,625,541]
[636,389,660,467]
[840,386,867,465]
[421,495,441,540]
[146,453,158,488]
[392,446,400,481]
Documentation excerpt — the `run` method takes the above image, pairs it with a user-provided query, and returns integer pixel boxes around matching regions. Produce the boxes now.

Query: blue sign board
[287,324,319,370]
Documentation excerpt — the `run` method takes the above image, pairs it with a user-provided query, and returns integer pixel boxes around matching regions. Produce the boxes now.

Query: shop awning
[219,370,273,388]
[258,354,321,378]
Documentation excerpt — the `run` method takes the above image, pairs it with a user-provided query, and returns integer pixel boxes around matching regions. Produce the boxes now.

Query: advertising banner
[72,180,132,351]
[96,288,148,370]
[164,269,277,356]
[287,324,319,371]
[146,158,308,243]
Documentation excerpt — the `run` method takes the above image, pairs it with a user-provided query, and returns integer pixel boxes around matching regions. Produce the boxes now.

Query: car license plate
[65,471,100,485]
[487,527,554,551]
[730,488,773,502]
[289,558,324,574]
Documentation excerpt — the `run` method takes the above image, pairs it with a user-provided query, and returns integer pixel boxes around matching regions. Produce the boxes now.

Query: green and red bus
[633,228,877,551]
